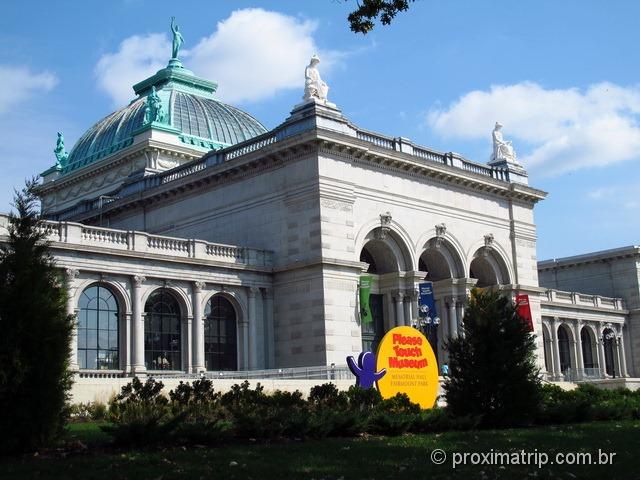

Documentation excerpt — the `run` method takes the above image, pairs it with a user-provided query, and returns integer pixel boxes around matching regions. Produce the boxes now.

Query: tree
[347,0,416,34]
[444,289,541,427]
[0,179,73,453]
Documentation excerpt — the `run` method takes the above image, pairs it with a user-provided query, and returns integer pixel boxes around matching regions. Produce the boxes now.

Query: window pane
[99,310,110,330]
[87,332,97,349]
[87,310,97,329]
[86,350,97,369]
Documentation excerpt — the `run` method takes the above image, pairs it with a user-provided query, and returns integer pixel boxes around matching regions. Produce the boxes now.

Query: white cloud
[95,9,335,107]
[188,9,324,103]
[0,66,57,114]
[95,33,170,107]
[427,82,640,175]
[586,187,616,200]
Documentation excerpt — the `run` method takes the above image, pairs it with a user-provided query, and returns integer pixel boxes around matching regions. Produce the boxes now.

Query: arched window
[581,327,595,369]
[603,328,616,377]
[145,289,181,370]
[204,296,238,371]
[78,284,119,370]
[558,325,571,373]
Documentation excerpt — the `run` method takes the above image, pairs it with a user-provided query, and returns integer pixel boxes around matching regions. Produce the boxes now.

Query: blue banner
[418,282,437,319]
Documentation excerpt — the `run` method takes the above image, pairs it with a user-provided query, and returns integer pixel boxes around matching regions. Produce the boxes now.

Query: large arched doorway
[417,240,464,366]
[204,295,238,371]
[469,248,510,288]
[557,325,572,374]
[581,327,596,374]
[359,228,412,353]
[603,328,616,377]
[77,284,119,370]
[144,289,182,371]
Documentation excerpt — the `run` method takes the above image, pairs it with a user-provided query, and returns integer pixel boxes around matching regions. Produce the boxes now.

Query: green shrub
[69,401,108,422]
[102,377,177,445]
[308,383,349,410]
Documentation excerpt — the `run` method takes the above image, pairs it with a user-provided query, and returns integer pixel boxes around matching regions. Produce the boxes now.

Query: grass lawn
[2,420,639,479]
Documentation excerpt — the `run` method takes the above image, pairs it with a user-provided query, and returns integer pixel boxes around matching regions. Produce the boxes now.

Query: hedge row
[100,378,478,445]
[92,378,640,446]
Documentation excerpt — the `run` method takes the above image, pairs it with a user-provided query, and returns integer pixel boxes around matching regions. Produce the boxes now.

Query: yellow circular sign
[375,326,439,409]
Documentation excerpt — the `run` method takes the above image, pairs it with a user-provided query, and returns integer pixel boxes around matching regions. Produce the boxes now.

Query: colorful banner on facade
[359,275,372,324]
[418,281,437,319]
[375,326,439,409]
[516,294,534,332]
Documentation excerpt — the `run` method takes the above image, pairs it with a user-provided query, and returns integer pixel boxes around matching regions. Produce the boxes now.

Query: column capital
[446,296,457,307]
[263,287,274,299]
[64,268,80,283]
[392,290,404,302]
[193,281,206,292]
[248,286,260,297]
[132,275,146,287]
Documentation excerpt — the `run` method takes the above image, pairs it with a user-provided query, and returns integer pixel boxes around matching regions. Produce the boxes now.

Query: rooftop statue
[303,54,329,101]
[54,131,69,166]
[171,17,184,59]
[492,122,517,164]
[144,86,167,125]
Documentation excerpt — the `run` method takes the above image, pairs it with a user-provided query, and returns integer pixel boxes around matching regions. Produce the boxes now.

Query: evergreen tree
[0,179,73,453]
[444,289,541,427]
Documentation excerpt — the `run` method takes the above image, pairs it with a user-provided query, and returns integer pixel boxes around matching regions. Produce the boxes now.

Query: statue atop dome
[171,17,184,60]
[143,87,167,125]
[303,54,329,102]
[491,122,519,165]
[54,132,68,166]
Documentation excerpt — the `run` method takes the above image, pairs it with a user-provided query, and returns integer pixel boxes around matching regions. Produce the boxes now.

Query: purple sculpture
[347,351,386,389]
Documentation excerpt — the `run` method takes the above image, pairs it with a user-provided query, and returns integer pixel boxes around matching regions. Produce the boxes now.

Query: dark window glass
[144,289,181,370]
[204,296,237,371]
[77,285,119,370]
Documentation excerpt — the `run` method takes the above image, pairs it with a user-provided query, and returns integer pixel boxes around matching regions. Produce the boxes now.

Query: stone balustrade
[0,213,273,269]
[542,288,624,310]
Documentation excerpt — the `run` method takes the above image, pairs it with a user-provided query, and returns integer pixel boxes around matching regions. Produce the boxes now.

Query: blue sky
[2,0,639,260]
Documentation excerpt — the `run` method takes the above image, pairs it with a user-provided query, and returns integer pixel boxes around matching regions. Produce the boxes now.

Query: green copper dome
[61,63,267,175]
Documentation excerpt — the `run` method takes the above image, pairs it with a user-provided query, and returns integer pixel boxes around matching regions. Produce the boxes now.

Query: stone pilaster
[65,268,80,371]
[192,281,206,372]
[131,275,146,375]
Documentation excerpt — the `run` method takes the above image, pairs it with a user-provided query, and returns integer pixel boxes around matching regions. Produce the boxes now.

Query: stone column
[447,297,458,339]
[544,324,556,379]
[550,318,562,380]
[131,275,146,374]
[402,294,412,327]
[455,299,465,337]
[618,328,629,377]
[596,323,607,377]
[192,281,206,372]
[393,292,404,327]
[124,312,132,373]
[411,290,419,325]
[263,288,275,368]
[65,268,80,371]
[573,321,584,380]
[248,287,259,370]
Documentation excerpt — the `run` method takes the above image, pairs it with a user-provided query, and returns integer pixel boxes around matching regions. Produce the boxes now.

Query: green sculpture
[53,132,69,166]
[144,86,167,125]
[171,17,184,59]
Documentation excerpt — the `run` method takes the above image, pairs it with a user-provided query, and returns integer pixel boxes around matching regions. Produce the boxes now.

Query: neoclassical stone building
[538,247,640,382]
[2,34,636,399]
